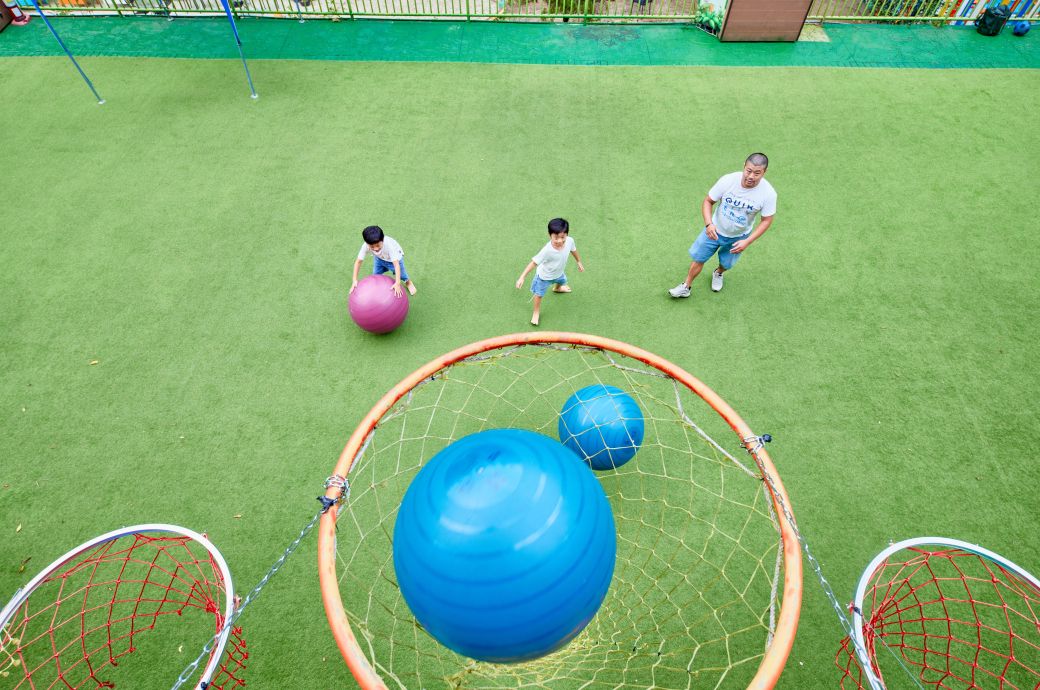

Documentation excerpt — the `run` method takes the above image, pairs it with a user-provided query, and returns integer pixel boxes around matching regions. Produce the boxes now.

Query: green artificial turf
[1,51,1039,690]
[3,17,1040,68]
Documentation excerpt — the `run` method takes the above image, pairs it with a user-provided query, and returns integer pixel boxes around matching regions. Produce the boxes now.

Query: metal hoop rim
[0,523,235,690]
[851,536,1040,690]
[318,331,803,690]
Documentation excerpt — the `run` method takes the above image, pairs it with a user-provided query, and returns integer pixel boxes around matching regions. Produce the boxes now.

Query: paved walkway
[1,16,1038,67]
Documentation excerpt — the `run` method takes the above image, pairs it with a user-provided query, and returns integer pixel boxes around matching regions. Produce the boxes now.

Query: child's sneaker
[668,283,691,298]
[710,269,724,293]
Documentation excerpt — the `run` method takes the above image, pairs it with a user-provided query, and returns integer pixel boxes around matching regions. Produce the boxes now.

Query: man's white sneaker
[669,283,691,298]
[710,270,724,292]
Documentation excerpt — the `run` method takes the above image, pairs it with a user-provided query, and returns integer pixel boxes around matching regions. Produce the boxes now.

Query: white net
[332,341,790,689]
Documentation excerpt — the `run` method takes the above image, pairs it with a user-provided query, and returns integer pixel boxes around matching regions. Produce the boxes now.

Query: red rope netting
[1,532,246,689]
[836,545,1040,689]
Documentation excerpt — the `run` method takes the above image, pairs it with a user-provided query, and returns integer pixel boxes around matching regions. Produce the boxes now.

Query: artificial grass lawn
[1,55,1039,689]
[6,19,1040,69]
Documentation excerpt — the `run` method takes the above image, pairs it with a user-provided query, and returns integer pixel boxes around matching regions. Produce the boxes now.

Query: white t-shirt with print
[357,236,404,263]
[533,236,576,280]
[708,173,777,238]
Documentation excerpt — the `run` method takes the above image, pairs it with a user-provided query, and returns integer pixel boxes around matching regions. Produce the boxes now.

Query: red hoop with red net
[0,524,246,690]
[836,537,1040,689]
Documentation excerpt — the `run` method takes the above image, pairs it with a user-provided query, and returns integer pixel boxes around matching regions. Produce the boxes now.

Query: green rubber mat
[1,16,1039,67]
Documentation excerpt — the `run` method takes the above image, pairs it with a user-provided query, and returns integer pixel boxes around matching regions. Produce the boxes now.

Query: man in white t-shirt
[515,218,585,326]
[669,153,777,298]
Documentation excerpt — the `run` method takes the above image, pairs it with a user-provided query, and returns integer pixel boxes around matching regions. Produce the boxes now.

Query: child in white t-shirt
[515,218,585,326]
[350,225,417,298]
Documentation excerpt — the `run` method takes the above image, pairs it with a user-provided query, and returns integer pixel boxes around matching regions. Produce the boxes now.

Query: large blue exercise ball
[393,429,617,663]
[558,385,645,471]
[1013,20,1031,36]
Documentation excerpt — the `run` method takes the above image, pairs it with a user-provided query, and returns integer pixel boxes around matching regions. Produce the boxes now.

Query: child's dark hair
[547,218,569,235]
[362,226,385,245]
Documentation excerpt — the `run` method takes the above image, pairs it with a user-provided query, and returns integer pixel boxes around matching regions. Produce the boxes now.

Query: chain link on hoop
[740,434,869,669]
[741,434,921,690]
[171,476,350,690]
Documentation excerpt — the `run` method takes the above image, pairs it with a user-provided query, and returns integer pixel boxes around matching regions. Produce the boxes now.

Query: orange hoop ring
[318,332,802,689]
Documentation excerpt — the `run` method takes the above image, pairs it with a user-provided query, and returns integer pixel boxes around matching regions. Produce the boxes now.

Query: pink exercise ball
[349,274,410,334]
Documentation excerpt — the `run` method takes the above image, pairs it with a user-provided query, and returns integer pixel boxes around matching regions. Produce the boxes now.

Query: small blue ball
[558,385,645,471]
[393,429,617,663]
[1013,20,1031,36]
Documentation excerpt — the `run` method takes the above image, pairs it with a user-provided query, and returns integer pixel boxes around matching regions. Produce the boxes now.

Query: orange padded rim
[318,332,802,690]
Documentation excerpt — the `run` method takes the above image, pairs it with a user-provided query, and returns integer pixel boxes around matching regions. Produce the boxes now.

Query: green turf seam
[1,17,1038,67]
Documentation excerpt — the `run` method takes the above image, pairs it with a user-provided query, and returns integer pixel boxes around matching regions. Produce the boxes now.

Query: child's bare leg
[531,296,542,326]
[405,279,417,296]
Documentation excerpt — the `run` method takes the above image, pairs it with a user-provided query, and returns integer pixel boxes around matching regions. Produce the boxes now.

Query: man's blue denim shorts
[688,228,751,270]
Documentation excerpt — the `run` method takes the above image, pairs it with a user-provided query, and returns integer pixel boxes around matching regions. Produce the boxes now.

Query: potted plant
[694,1,724,35]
